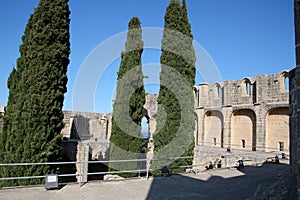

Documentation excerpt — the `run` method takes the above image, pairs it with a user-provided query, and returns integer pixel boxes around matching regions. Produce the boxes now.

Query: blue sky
[0,0,295,114]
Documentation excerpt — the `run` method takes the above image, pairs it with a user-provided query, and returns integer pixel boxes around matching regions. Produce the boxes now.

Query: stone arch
[231,109,256,151]
[204,110,224,147]
[241,78,252,96]
[266,107,289,152]
[142,108,150,138]
[279,71,289,91]
[214,83,223,98]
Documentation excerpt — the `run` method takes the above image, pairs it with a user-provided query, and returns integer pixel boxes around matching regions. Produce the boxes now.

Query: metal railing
[0,157,189,186]
[0,150,287,187]
[196,140,290,153]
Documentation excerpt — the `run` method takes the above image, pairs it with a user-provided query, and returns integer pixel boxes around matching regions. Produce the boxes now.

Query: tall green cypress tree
[177,0,196,169]
[153,0,196,173]
[181,0,196,85]
[109,17,146,177]
[0,0,70,186]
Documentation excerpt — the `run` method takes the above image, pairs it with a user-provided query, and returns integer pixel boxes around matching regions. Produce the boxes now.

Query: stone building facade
[194,71,289,154]
[289,68,300,194]
[0,71,290,182]
[60,111,112,182]
[290,0,300,197]
[60,110,112,161]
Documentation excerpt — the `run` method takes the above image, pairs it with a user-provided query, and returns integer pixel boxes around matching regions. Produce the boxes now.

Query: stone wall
[290,67,300,197]
[60,111,111,174]
[290,1,300,197]
[0,71,291,183]
[194,71,289,154]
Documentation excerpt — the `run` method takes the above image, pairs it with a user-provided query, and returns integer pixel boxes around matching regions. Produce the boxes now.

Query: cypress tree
[109,17,146,177]
[177,0,196,169]
[0,0,70,186]
[153,0,196,173]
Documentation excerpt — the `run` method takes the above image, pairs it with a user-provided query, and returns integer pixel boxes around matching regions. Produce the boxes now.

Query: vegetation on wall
[0,0,70,186]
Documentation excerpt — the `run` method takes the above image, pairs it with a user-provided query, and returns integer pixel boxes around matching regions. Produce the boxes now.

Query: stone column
[289,68,300,188]
[255,103,266,152]
[195,108,204,146]
[76,141,89,183]
[290,1,300,197]
[222,106,232,149]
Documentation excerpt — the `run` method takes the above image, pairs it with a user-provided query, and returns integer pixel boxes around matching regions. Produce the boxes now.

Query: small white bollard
[45,174,58,190]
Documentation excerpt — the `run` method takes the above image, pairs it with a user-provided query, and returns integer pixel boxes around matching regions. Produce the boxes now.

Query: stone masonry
[290,0,300,198]
[0,72,290,182]
[60,111,112,182]
[60,110,112,161]
[194,71,289,154]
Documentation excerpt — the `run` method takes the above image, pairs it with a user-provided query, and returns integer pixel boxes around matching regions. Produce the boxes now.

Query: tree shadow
[145,163,296,200]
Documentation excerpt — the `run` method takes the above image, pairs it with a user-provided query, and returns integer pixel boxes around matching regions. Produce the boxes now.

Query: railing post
[79,161,82,186]
[146,158,150,180]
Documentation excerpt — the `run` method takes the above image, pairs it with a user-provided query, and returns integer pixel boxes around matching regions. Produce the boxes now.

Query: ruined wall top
[61,110,112,141]
[144,93,158,119]
[194,71,289,108]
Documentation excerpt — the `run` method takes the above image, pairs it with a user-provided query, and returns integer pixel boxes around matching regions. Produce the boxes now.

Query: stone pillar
[291,0,300,197]
[255,104,266,151]
[76,141,89,183]
[295,0,300,67]
[222,106,232,149]
[146,117,156,170]
[195,108,204,145]
[289,68,300,195]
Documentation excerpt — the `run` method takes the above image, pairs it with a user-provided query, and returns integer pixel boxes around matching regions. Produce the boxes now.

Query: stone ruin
[0,71,290,182]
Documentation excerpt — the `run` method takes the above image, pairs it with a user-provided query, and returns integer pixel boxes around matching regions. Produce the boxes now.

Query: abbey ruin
[51,0,300,195]
[0,70,290,157]
[194,71,289,153]
[0,70,290,170]
[1,69,278,181]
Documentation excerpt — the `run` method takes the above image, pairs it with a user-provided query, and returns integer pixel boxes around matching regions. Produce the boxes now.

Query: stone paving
[0,162,296,200]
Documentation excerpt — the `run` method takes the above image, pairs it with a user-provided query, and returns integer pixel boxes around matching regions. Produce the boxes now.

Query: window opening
[246,82,251,95]
[284,77,289,91]
[242,139,245,148]
[141,116,149,138]
[279,142,284,151]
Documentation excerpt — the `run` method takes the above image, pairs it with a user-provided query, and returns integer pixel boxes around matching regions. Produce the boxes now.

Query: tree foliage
[152,0,196,173]
[109,17,146,178]
[0,0,70,186]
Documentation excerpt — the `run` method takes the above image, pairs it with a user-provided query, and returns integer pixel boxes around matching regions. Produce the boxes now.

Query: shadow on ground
[146,163,296,200]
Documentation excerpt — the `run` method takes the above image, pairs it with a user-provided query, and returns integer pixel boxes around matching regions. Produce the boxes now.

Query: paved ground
[0,162,296,200]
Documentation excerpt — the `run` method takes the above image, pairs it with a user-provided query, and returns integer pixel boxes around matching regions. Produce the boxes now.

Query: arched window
[218,86,222,98]
[284,76,289,91]
[141,116,149,138]
[194,88,199,107]
[241,79,251,96]
[246,82,251,95]
[215,84,222,98]
[280,71,289,91]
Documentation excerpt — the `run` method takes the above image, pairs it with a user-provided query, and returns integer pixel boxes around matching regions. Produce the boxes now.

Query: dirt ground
[0,162,296,200]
